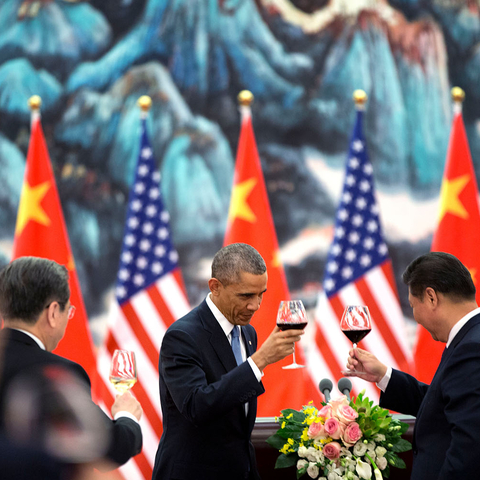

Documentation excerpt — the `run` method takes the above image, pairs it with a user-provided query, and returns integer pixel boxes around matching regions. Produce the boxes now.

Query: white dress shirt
[206,294,262,381]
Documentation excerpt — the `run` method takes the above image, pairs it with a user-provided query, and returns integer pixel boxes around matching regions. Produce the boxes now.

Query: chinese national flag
[414,105,480,383]
[12,111,96,381]
[224,103,321,415]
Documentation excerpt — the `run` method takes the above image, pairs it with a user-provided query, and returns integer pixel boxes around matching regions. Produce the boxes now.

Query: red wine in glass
[276,300,308,369]
[340,305,371,374]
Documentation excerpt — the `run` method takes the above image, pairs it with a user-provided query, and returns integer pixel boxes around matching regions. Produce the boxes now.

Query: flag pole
[28,94,42,124]
[138,94,152,118]
[353,89,367,110]
[451,86,465,115]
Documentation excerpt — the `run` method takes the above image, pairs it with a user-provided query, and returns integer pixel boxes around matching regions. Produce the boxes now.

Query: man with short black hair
[0,256,143,468]
[345,251,480,480]
[152,243,304,480]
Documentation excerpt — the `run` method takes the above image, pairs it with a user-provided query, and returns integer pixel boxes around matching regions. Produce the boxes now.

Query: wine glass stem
[292,345,297,365]
[353,343,357,349]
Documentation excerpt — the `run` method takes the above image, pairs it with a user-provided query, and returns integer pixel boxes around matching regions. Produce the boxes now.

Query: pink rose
[342,422,363,446]
[307,421,326,439]
[317,404,332,419]
[336,405,359,425]
[329,395,349,416]
[324,417,344,440]
[323,441,342,460]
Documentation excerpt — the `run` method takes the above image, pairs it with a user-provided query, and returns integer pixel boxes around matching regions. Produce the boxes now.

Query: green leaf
[296,466,307,479]
[392,457,406,469]
[266,434,287,450]
[275,453,298,469]
[391,438,412,453]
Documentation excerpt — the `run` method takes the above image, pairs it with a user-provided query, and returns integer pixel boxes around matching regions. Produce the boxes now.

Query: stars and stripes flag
[414,94,480,383]
[96,111,190,480]
[308,103,412,401]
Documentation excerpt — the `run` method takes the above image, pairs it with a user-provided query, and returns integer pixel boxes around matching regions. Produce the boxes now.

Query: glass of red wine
[340,305,371,374]
[276,300,308,369]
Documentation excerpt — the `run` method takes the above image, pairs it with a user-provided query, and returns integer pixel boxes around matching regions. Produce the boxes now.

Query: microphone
[338,377,352,401]
[319,378,333,403]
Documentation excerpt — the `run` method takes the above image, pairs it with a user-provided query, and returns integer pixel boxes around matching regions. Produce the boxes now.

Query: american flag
[96,114,190,479]
[307,106,412,401]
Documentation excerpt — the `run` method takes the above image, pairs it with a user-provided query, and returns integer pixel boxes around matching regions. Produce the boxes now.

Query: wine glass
[276,300,308,369]
[340,305,371,374]
[109,350,137,394]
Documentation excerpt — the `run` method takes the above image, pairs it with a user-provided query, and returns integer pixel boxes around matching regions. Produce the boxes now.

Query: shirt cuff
[247,357,263,382]
[376,367,392,392]
[113,411,140,424]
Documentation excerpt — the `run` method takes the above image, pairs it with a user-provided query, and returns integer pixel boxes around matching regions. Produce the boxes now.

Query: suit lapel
[416,314,480,424]
[197,301,238,373]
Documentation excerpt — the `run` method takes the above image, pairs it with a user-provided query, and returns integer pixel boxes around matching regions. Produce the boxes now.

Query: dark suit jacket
[152,300,265,480]
[380,313,480,480]
[0,328,142,467]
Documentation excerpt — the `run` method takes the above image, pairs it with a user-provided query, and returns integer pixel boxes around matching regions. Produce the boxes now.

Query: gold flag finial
[28,95,42,111]
[451,87,465,103]
[137,95,152,112]
[238,90,254,107]
[353,90,368,107]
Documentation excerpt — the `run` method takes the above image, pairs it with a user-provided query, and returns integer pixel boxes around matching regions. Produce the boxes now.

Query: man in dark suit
[0,256,143,470]
[152,243,305,480]
[345,251,480,480]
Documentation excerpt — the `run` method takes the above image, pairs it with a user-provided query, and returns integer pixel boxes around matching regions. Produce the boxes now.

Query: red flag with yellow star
[224,102,321,415]
[413,104,480,382]
[12,111,96,381]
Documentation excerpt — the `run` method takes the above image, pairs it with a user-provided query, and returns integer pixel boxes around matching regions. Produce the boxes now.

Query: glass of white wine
[109,349,137,394]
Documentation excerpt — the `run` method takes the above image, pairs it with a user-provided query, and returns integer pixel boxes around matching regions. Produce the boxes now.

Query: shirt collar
[13,328,46,350]
[206,293,235,337]
[446,307,480,348]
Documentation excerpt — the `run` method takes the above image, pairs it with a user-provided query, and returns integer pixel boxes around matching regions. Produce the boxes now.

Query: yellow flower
[287,438,294,445]
[286,413,293,419]
[281,421,286,429]
[301,428,309,442]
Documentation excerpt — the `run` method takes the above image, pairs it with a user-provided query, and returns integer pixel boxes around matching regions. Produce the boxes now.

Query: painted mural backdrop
[0,0,479,346]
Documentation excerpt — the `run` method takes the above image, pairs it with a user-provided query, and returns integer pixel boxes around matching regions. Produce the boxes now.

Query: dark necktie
[231,326,243,365]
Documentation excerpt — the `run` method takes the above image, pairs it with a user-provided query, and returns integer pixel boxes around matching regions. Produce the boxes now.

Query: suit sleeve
[70,362,142,468]
[380,369,428,416]
[437,342,480,479]
[160,327,265,426]
[102,416,142,467]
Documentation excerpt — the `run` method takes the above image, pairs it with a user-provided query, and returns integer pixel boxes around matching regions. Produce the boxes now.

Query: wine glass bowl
[340,305,371,375]
[109,349,137,394]
[276,300,308,369]
[340,305,371,348]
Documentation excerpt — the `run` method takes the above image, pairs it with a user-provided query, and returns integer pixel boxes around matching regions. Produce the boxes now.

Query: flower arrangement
[266,391,411,480]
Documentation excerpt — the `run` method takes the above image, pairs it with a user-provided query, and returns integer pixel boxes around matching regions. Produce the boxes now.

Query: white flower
[376,457,388,470]
[374,434,385,442]
[353,441,367,456]
[306,446,320,462]
[356,458,372,479]
[327,472,341,480]
[375,446,387,457]
[297,459,309,470]
[374,468,383,480]
[366,441,376,453]
[307,463,320,478]
[298,446,308,458]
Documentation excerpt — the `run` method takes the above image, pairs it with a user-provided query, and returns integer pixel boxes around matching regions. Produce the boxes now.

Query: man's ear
[425,287,438,307]
[208,278,222,296]
[45,302,59,328]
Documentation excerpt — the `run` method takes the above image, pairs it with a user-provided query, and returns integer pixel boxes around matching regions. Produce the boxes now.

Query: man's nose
[247,297,262,311]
